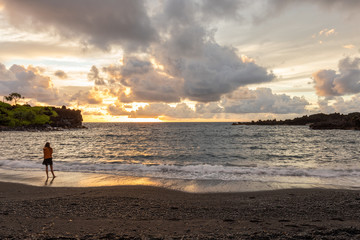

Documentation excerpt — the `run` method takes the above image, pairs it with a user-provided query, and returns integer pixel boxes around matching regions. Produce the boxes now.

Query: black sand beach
[1,182,360,239]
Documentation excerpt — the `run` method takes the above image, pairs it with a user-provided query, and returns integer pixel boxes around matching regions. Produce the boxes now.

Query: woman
[42,142,56,179]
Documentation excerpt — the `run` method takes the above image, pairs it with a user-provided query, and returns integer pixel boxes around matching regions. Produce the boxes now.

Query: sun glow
[124,87,131,96]
[83,114,162,123]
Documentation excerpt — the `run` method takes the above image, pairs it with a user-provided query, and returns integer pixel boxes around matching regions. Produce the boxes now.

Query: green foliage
[0,101,11,110]
[0,101,58,127]
[0,114,11,125]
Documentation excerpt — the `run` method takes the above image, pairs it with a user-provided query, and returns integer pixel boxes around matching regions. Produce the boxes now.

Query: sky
[0,0,359,122]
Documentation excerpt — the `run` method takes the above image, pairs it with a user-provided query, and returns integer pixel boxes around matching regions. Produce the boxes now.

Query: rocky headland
[233,112,360,130]
[50,106,83,129]
[0,102,84,131]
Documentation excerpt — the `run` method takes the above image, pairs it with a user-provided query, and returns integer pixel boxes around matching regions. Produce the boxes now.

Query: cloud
[88,66,106,85]
[0,63,63,104]
[82,111,104,116]
[150,1,276,102]
[318,28,336,37]
[120,57,152,77]
[1,0,279,117]
[104,87,309,119]
[252,0,360,23]
[313,28,337,39]
[78,0,275,106]
[312,0,360,12]
[54,70,68,79]
[129,103,197,119]
[152,33,275,102]
[103,57,182,103]
[2,0,275,105]
[70,88,103,105]
[343,44,356,49]
[201,0,242,21]
[195,102,223,114]
[318,95,360,113]
[1,0,158,50]
[100,43,275,104]
[107,104,129,116]
[180,43,275,102]
[0,41,81,60]
[313,57,360,96]
[222,88,309,114]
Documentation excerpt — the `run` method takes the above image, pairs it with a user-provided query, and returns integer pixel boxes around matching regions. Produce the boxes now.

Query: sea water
[0,122,360,192]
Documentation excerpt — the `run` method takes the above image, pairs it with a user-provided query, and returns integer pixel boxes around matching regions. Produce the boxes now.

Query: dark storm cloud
[156,41,275,102]
[1,0,158,50]
[313,57,360,97]
[120,57,152,77]
[87,0,275,104]
[150,0,276,102]
[0,63,63,104]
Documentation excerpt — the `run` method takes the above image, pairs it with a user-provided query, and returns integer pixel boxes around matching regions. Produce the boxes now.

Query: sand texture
[1,182,360,239]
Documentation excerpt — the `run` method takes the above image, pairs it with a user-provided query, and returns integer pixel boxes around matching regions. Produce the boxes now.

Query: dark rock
[50,107,83,128]
[233,112,360,130]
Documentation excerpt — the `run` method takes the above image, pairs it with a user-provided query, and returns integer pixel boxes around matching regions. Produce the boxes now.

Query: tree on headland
[5,93,24,105]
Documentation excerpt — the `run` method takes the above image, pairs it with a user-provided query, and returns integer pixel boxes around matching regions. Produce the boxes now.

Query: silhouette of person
[42,142,56,179]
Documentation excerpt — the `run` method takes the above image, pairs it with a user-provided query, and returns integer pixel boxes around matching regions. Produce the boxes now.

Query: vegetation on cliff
[0,101,58,127]
[1,92,83,130]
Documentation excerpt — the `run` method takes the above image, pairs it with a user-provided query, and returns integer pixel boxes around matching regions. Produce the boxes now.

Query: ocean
[1,122,360,192]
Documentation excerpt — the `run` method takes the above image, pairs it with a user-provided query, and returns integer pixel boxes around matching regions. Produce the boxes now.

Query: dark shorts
[42,158,53,166]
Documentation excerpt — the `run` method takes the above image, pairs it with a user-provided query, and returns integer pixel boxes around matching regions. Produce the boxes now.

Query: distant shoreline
[233,112,360,130]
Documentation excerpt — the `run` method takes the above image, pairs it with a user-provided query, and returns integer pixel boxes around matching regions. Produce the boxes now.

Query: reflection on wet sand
[44,176,56,186]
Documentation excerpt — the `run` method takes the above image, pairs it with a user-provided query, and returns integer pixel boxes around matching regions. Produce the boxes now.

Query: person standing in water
[42,142,56,179]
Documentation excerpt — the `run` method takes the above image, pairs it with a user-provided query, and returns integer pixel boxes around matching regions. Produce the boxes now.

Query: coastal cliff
[233,112,360,130]
[0,101,83,130]
[50,106,83,128]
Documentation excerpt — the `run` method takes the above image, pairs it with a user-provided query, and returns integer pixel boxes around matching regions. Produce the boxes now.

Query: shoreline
[1,168,358,193]
[1,181,360,239]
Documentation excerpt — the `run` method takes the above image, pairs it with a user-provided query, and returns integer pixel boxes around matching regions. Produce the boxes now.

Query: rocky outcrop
[233,112,360,130]
[0,104,84,131]
[50,106,83,128]
[309,112,360,130]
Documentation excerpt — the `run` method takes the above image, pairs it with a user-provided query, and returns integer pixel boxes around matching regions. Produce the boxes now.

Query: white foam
[1,159,360,188]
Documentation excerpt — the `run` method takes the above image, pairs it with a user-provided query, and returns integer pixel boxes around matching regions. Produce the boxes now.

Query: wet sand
[1,181,360,239]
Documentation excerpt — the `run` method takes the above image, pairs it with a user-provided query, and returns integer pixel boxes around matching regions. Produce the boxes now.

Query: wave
[1,159,360,183]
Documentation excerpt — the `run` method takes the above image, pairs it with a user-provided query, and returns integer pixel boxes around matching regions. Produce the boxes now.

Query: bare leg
[45,165,49,179]
[50,165,56,178]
